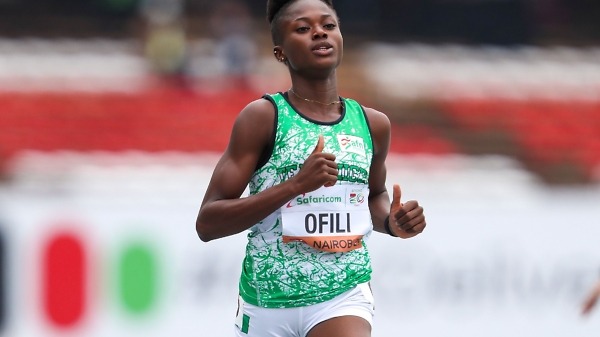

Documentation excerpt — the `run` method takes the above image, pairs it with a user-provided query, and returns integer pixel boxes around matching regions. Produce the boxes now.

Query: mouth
[311,43,334,56]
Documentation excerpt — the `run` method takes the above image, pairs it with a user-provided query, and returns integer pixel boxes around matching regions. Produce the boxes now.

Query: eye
[296,26,310,33]
[324,23,337,30]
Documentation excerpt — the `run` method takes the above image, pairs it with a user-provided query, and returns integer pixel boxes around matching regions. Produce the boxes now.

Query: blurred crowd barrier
[1,39,599,184]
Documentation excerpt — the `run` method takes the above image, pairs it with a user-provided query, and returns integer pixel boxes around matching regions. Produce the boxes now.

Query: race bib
[281,185,371,252]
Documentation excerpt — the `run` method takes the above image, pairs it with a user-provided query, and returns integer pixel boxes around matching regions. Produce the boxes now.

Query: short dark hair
[266,0,335,44]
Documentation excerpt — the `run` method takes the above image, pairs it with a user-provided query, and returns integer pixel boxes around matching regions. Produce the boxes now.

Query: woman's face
[277,0,343,75]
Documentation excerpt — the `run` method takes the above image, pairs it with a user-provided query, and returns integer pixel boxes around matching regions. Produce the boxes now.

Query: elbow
[196,220,214,243]
[196,208,216,242]
[196,229,213,243]
[198,234,212,243]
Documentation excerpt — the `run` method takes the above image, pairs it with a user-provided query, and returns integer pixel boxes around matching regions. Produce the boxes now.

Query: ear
[273,47,286,63]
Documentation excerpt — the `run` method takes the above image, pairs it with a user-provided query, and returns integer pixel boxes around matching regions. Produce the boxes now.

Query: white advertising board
[0,153,599,337]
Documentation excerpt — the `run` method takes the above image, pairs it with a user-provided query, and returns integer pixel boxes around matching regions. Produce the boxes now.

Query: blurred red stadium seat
[390,124,460,155]
[0,88,258,154]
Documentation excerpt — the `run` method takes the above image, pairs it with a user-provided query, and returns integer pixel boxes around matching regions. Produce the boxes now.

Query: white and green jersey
[239,92,374,308]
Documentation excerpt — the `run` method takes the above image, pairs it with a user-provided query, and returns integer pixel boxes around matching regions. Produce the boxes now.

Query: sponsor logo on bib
[337,135,366,157]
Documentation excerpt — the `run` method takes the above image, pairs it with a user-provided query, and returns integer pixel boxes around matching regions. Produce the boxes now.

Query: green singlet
[239,92,374,308]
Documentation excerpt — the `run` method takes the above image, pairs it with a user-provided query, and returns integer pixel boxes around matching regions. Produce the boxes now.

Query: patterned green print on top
[239,92,375,308]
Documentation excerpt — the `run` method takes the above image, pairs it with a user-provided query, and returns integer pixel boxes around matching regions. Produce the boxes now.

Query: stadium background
[0,0,599,336]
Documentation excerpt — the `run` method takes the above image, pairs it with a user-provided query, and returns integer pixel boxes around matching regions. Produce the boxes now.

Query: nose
[312,27,327,40]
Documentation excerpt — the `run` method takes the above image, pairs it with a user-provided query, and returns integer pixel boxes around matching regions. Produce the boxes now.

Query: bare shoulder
[356,105,390,157]
[233,96,277,132]
[361,105,391,133]
[237,96,276,121]
[228,96,277,152]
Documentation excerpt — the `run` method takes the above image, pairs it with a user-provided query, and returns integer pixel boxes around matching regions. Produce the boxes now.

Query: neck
[288,71,338,97]
[288,87,341,106]
[287,77,339,103]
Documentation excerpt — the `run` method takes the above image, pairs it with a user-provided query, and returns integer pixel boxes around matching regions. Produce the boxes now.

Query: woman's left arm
[365,107,426,239]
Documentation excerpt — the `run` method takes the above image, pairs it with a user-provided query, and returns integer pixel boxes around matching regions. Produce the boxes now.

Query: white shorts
[234,282,375,337]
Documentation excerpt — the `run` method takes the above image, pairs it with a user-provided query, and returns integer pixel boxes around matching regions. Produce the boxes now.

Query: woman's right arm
[195,99,337,242]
